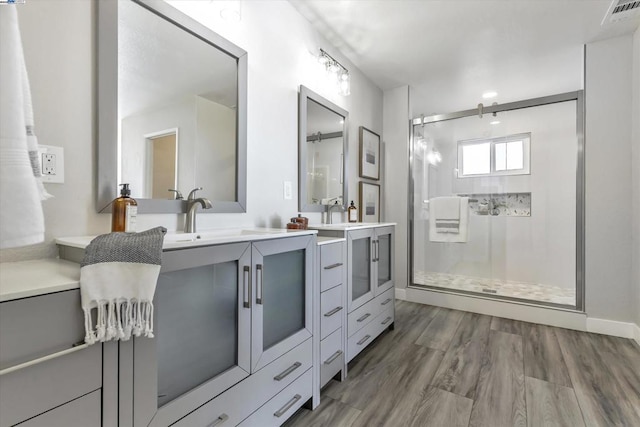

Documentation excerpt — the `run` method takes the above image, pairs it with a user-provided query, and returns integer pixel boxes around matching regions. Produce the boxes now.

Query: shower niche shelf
[460,192,531,217]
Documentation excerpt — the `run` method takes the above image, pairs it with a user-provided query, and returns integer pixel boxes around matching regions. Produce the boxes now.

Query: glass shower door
[411,97,579,308]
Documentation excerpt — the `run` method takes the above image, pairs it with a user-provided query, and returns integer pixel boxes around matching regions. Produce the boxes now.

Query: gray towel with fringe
[80,226,166,344]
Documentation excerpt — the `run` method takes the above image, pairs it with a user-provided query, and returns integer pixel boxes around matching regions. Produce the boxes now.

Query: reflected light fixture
[318,48,350,96]
[490,120,501,125]
[482,91,497,99]
[219,1,241,22]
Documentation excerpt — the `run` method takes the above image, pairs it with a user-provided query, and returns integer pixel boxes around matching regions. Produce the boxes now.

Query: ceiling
[290,0,639,115]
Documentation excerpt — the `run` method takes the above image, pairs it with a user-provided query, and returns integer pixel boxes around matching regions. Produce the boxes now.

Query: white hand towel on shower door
[429,197,469,243]
[0,7,47,249]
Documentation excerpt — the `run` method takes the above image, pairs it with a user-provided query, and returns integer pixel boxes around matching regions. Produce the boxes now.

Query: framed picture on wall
[359,181,380,223]
[359,126,380,180]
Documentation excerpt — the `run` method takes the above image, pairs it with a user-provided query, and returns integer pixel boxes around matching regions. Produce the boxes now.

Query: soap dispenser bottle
[112,184,138,232]
[348,200,358,223]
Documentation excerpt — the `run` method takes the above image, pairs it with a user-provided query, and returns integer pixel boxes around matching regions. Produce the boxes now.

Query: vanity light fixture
[318,48,351,96]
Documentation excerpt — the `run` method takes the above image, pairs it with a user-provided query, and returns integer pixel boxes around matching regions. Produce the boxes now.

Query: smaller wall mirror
[298,86,349,212]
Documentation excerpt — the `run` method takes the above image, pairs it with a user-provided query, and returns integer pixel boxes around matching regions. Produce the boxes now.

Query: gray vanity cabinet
[347,226,394,311]
[124,235,315,427]
[0,290,103,427]
[313,224,395,364]
[251,236,314,372]
[128,242,252,427]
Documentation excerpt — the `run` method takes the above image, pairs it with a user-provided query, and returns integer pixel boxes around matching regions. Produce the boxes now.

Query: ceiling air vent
[602,0,640,24]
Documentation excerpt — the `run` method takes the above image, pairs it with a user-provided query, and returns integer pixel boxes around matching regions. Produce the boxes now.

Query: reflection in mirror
[98,0,247,213]
[299,86,348,212]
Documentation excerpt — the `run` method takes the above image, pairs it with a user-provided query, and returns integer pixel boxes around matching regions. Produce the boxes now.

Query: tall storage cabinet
[311,224,395,364]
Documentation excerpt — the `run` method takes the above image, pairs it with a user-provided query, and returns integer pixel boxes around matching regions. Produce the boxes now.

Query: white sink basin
[164,229,275,243]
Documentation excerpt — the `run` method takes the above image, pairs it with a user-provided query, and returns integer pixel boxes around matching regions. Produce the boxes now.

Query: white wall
[632,27,640,328]
[585,34,634,323]
[383,86,411,289]
[194,96,236,202]
[120,97,195,199]
[414,101,577,290]
[0,0,383,262]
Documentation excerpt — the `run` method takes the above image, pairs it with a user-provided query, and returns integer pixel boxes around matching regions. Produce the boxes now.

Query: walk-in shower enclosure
[410,92,584,310]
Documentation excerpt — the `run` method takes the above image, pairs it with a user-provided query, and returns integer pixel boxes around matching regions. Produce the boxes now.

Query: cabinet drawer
[238,369,312,427]
[347,305,393,363]
[320,285,343,339]
[0,290,86,369]
[17,389,101,427]
[174,338,312,427]
[373,304,395,337]
[347,315,379,362]
[320,243,344,292]
[320,328,343,388]
[374,288,394,312]
[0,290,102,427]
[347,296,380,337]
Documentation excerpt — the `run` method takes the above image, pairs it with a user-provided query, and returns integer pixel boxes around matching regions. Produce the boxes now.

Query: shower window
[457,133,530,177]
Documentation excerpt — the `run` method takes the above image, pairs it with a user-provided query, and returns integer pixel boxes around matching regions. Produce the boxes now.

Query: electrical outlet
[283,181,293,200]
[38,145,65,184]
[42,153,56,175]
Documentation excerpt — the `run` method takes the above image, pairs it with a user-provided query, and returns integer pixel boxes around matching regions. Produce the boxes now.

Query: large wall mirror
[98,0,247,213]
[299,86,348,212]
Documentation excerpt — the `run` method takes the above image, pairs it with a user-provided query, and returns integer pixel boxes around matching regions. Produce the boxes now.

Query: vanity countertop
[0,258,81,302]
[316,236,346,246]
[56,227,317,250]
[309,222,396,232]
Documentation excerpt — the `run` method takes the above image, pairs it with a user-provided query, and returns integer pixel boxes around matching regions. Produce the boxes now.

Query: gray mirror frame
[298,85,349,212]
[97,0,247,214]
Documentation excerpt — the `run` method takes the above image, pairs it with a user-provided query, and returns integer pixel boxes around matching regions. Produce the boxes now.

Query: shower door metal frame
[408,90,585,311]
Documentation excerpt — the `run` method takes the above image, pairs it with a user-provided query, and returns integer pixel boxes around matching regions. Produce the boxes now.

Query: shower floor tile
[413,271,576,306]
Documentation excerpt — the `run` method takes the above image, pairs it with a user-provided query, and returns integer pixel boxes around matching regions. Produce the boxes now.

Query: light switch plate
[283,181,293,200]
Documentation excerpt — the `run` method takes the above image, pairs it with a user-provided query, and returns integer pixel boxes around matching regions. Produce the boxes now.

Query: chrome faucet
[184,187,212,233]
[326,201,345,224]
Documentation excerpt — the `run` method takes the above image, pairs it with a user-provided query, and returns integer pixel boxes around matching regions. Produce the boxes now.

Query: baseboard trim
[586,317,639,340]
[405,287,587,331]
[634,324,640,346]
[395,287,407,301]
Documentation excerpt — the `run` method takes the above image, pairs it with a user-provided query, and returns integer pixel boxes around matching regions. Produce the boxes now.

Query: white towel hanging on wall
[0,7,51,249]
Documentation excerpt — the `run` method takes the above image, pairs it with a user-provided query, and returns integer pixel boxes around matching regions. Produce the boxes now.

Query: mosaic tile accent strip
[460,193,531,217]
[413,270,575,306]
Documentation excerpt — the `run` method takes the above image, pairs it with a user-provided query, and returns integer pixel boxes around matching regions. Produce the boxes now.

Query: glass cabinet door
[132,243,252,427]
[375,226,394,295]
[347,229,375,311]
[251,235,314,372]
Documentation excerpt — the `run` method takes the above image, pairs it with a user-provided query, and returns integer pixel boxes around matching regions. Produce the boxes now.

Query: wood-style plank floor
[285,301,640,427]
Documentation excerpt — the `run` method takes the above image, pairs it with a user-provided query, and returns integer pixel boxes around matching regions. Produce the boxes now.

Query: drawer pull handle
[324,306,343,317]
[274,361,302,381]
[324,350,343,365]
[243,266,251,309]
[324,262,343,270]
[357,335,371,346]
[207,414,229,427]
[256,264,263,305]
[0,341,88,377]
[274,394,302,418]
[381,298,392,306]
[381,316,392,325]
[357,313,371,322]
